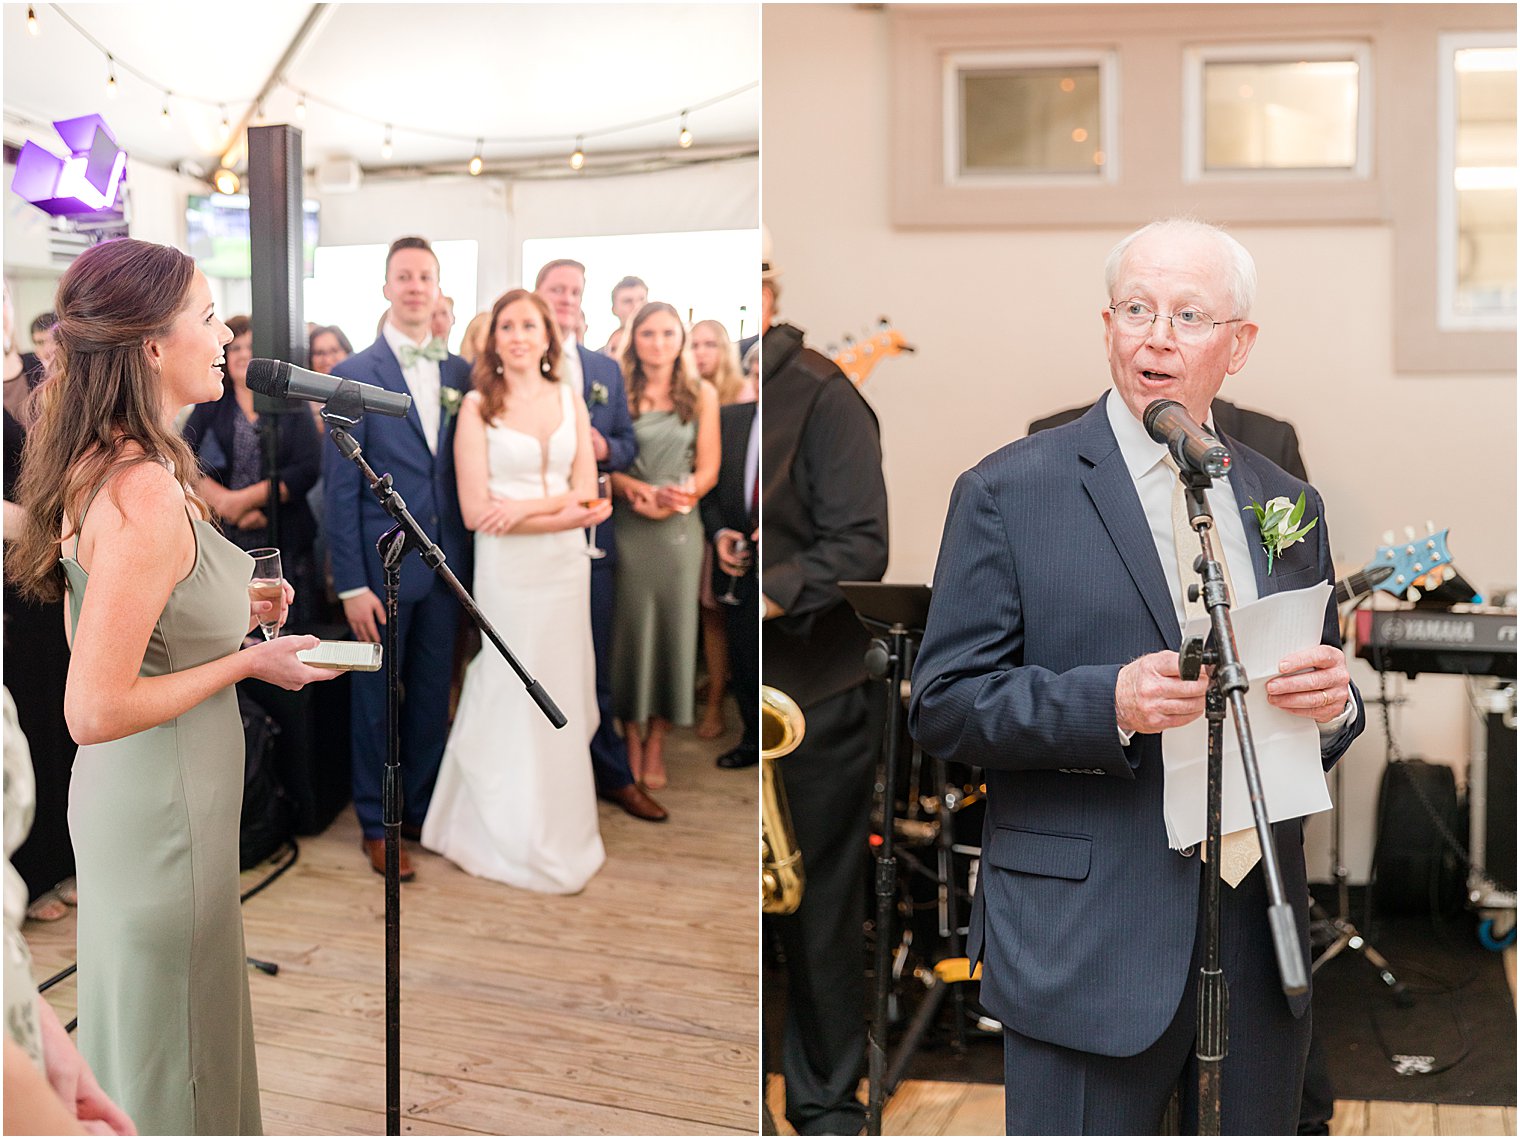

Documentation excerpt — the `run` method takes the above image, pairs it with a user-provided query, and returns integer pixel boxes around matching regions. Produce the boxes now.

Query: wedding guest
[536,260,666,822]
[183,315,323,623]
[8,237,335,1134]
[459,311,490,364]
[29,311,57,371]
[599,275,647,359]
[2,283,75,923]
[431,295,456,348]
[422,289,611,892]
[325,236,474,880]
[308,324,353,375]
[689,318,751,738]
[610,302,720,788]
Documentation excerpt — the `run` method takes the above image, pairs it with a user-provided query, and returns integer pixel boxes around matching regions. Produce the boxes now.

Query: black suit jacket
[701,402,756,564]
[1029,396,1308,481]
[760,323,889,709]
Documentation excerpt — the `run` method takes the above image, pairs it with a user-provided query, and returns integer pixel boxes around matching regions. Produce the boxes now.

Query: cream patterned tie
[1166,457,1261,888]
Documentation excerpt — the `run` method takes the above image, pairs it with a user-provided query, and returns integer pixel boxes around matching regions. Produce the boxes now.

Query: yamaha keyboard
[1355,608,1517,679]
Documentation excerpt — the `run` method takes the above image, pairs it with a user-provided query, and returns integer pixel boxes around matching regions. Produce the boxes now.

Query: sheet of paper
[1162,582,1334,850]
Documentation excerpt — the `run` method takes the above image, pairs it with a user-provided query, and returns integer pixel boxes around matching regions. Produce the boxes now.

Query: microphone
[1143,399,1231,478]
[246,358,413,419]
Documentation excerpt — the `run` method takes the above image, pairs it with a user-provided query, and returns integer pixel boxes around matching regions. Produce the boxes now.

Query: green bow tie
[397,338,448,367]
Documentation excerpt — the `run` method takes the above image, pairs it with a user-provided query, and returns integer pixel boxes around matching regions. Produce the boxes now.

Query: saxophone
[761,685,806,915]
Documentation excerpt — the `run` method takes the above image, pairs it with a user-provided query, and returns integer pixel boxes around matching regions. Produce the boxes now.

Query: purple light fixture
[11,114,128,216]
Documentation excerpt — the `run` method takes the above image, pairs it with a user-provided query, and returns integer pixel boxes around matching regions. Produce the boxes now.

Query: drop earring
[541,355,552,377]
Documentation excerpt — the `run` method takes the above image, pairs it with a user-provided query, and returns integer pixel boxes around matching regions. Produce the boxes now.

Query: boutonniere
[588,382,609,407]
[1244,492,1318,573]
[439,386,464,425]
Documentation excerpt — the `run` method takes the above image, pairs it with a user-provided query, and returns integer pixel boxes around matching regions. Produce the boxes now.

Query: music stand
[840,582,932,1136]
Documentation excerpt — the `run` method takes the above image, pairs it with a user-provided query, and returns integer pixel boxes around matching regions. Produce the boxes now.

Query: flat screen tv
[186,193,319,279]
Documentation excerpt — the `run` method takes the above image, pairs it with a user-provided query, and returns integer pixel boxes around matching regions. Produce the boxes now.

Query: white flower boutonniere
[1244,492,1318,574]
[588,382,609,407]
[439,386,464,425]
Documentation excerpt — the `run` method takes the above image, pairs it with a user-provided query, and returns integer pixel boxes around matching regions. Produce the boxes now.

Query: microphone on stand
[246,358,413,419]
[1143,399,1231,478]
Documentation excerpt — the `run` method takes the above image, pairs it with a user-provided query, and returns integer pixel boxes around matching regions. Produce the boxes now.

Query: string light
[380,125,393,160]
[678,111,693,149]
[161,94,172,128]
[295,93,307,120]
[569,136,585,171]
[468,139,484,176]
[105,55,117,98]
[220,104,230,132]
[213,166,240,195]
[26,5,39,35]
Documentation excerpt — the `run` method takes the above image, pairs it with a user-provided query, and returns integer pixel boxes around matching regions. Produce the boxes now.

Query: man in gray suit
[909,219,1363,1134]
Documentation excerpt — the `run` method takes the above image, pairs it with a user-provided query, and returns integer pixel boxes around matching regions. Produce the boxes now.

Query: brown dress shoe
[362,837,416,881]
[602,782,669,822]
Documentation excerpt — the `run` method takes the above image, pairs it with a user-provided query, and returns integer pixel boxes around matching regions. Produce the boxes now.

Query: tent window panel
[1202,59,1360,171]
[959,67,1105,177]
[1448,44,1517,327]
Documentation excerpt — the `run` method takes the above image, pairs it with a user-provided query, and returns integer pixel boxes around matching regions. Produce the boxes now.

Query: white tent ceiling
[3,3,760,178]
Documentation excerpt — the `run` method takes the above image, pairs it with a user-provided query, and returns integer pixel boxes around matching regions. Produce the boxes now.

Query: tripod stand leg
[884,976,949,1094]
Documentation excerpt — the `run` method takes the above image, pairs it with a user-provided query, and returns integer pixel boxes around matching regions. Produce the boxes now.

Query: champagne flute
[583,473,610,559]
[718,535,751,606]
[247,547,285,640]
[663,474,697,544]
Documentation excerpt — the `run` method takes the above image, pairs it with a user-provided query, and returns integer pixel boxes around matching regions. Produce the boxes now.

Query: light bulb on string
[678,111,693,149]
[468,139,484,176]
[26,5,39,35]
[570,137,585,171]
[380,126,393,160]
[214,167,240,195]
[106,56,118,99]
[295,93,306,120]
[161,96,172,129]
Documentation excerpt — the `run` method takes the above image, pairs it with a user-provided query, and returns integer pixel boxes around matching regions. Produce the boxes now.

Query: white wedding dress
[422,381,605,893]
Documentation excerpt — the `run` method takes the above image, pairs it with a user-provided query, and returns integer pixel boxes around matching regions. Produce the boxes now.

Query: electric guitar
[1335,527,1463,605]
[832,322,914,387]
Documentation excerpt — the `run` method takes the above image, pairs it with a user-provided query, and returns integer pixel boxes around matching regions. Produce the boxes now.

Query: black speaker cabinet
[1471,682,1517,899]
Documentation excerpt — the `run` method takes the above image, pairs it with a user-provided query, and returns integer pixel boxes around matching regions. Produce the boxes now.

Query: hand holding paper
[1161,582,1335,851]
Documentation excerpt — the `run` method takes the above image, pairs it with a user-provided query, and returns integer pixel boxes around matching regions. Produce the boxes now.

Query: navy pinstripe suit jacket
[907,393,1363,1058]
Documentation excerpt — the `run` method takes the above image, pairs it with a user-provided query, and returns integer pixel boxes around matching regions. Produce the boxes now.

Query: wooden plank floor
[767,944,1518,1135]
[25,721,759,1135]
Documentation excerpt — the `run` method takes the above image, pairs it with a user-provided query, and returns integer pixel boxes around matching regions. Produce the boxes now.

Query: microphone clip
[319,378,368,429]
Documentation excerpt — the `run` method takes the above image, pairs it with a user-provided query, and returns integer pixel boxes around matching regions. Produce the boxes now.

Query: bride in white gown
[422,289,612,894]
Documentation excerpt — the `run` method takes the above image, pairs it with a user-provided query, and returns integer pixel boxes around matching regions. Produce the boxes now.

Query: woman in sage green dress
[7,239,338,1136]
[610,302,720,790]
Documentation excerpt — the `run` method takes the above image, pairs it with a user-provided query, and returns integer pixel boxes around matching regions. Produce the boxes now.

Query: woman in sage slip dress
[7,239,337,1136]
[609,302,720,790]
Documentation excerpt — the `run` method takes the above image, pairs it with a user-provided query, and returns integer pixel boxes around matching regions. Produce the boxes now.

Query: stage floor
[25,718,759,1135]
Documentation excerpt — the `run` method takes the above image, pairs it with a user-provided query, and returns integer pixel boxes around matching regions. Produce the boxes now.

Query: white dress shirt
[1104,390,1353,739]
[558,332,583,390]
[383,320,441,453]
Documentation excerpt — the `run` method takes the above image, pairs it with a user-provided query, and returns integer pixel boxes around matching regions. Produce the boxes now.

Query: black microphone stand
[1175,470,1308,1136]
[320,381,566,1135]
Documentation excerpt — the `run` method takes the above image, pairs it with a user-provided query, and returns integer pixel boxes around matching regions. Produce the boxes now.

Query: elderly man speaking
[908,218,1363,1135]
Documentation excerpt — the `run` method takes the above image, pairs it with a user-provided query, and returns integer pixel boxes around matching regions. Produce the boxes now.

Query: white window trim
[1436,30,1517,333]
[941,48,1120,187]
[1181,40,1374,183]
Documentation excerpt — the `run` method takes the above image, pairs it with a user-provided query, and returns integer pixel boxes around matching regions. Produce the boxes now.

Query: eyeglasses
[1108,299,1242,343]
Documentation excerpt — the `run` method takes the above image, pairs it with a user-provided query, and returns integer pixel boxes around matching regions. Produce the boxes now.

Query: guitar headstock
[1369,527,1456,599]
[833,322,913,387]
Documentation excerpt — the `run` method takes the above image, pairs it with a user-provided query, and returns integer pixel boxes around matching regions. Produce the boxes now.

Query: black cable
[240,837,300,903]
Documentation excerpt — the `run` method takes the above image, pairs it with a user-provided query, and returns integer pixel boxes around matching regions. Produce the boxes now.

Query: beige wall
[764,3,1516,884]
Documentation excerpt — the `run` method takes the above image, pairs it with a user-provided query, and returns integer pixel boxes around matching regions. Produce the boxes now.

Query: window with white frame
[943,50,1118,184]
[1438,35,1516,332]
[1183,43,1371,179]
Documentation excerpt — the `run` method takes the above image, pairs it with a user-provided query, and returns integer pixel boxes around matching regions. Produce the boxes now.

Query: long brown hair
[621,301,697,423]
[8,239,209,603]
[470,289,562,425]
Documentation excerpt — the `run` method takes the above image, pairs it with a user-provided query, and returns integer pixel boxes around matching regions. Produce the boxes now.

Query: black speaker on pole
[246,123,305,550]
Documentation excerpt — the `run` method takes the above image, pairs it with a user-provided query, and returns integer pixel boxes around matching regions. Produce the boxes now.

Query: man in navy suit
[909,219,1364,1134]
[325,236,473,880]
[535,259,666,822]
